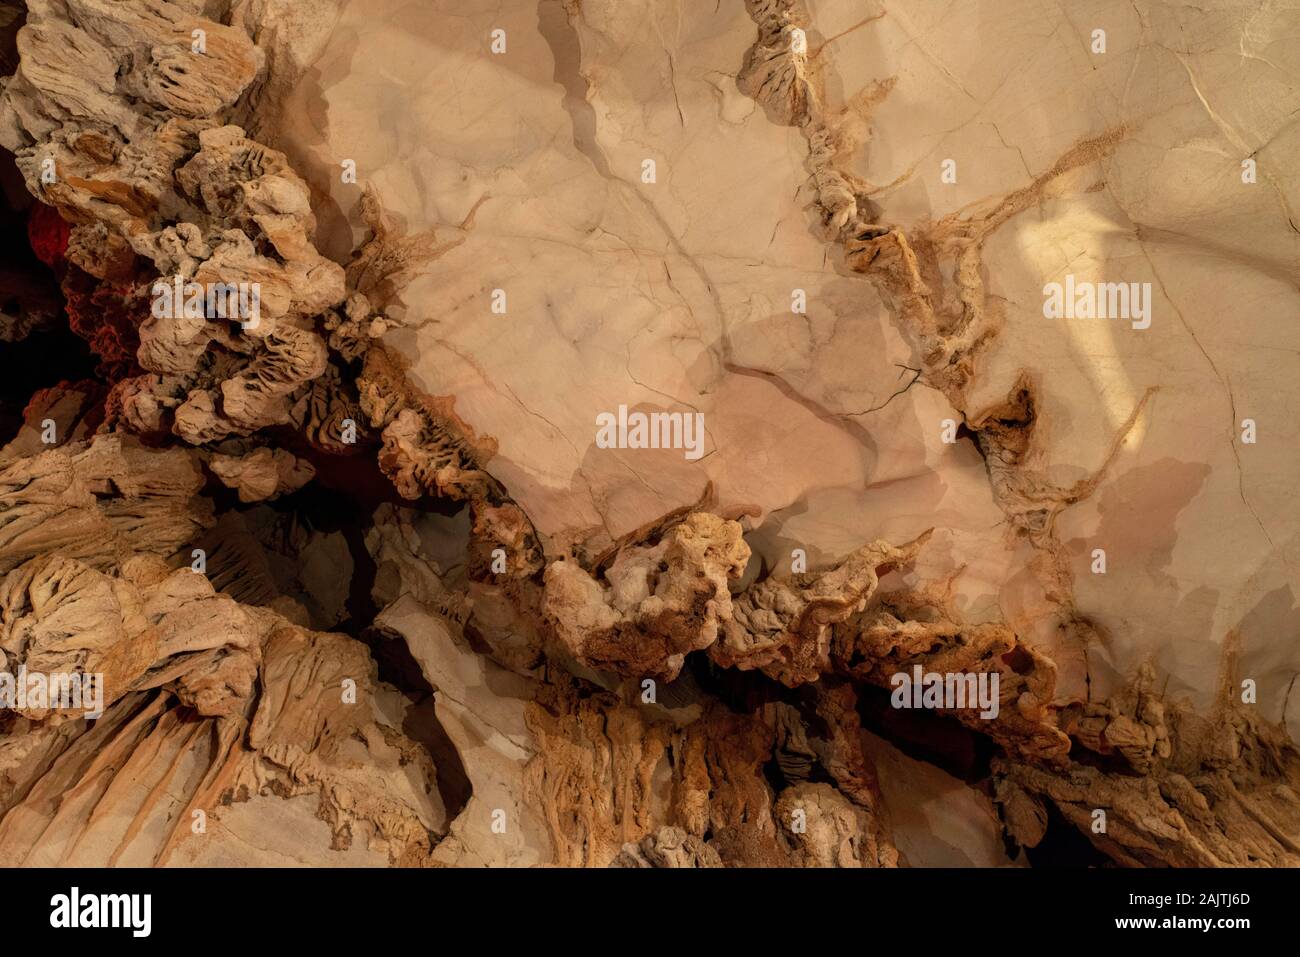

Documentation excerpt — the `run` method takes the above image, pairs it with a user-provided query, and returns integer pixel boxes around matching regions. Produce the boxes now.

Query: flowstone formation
[0,0,1295,868]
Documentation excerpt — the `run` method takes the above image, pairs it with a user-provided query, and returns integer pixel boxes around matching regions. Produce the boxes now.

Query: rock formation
[0,0,1294,869]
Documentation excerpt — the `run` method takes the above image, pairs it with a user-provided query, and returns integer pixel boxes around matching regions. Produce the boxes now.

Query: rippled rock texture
[0,0,1295,868]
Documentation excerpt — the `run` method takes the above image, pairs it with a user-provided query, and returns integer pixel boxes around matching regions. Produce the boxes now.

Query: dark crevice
[1018,800,1113,868]
[854,679,996,785]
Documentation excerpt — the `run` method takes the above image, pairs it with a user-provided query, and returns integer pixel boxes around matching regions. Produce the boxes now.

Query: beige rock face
[208,446,315,501]
[0,0,1295,869]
